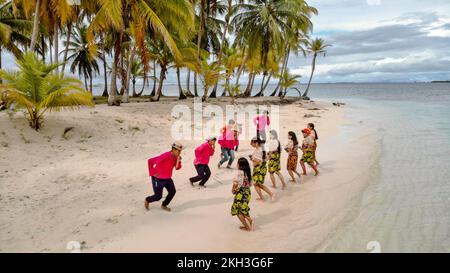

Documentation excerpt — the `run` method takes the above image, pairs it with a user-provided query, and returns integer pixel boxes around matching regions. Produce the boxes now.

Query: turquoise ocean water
[306,83,450,252]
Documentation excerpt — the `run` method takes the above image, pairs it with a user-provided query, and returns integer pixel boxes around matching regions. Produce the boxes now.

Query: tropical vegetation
[0,0,329,108]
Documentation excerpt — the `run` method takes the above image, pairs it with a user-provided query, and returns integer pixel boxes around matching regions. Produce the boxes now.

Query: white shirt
[269,139,279,152]
[251,147,263,162]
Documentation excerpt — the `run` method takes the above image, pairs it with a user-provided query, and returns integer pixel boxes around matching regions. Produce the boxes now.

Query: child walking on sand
[250,137,275,201]
[285,131,302,182]
[189,137,216,188]
[268,130,286,189]
[300,128,319,176]
[231,158,254,231]
[308,123,319,166]
[145,142,183,212]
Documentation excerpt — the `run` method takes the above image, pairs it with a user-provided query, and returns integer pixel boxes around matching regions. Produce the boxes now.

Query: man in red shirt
[144,142,183,212]
[189,137,216,188]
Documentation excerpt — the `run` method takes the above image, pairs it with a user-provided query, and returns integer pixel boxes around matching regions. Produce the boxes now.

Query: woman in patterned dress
[300,128,319,176]
[285,131,302,183]
[268,130,286,189]
[308,123,319,166]
[231,158,254,231]
[250,137,275,201]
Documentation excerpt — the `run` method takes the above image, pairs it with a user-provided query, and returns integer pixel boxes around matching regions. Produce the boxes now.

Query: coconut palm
[233,0,316,97]
[303,37,329,98]
[87,0,195,106]
[0,52,94,130]
[279,69,301,98]
[66,25,100,93]
[0,1,32,70]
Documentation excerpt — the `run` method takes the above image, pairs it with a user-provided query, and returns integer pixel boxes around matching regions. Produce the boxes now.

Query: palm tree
[279,69,301,98]
[129,58,145,97]
[0,52,94,130]
[303,37,329,98]
[87,0,195,106]
[66,25,100,93]
[233,0,316,97]
[0,1,32,71]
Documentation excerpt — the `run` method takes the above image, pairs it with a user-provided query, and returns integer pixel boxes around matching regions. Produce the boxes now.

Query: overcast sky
[2,0,450,84]
[290,0,450,82]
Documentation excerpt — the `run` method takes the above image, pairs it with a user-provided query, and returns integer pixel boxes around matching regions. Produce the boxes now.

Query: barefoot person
[144,142,183,212]
[218,120,236,169]
[285,131,302,182]
[308,123,319,166]
[253,110,270,143]
[250,137,274,201]
[300,128,319,176]
[231,158,254,231]
[268,130,286,189]
[189,137,216,188]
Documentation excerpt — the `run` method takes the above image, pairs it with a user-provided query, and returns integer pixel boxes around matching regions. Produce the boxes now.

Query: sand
[0,97,377,252]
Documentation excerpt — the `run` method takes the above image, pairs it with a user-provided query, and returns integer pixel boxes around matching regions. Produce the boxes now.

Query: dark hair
[251,137,266,161]
[270,130,281,153]
[237,157,252,183]
[228,119,235,125]
[288,131,298,146]
[308,123,318,140]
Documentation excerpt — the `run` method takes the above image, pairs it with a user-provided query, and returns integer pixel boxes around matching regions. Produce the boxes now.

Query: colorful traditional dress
[285,140,298,171]
[251,147,267,185]
[301,136,315,164]
[231,170,252,216]
[268,139,281,174]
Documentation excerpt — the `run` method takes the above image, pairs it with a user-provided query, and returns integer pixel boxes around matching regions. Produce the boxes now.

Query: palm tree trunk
[89,76,93,94]
[61,23,72,75]
[303,53,316,98]
[194,0,206,98]
[84,75,88,91]
[153,65,166,102]
[271,46,290,97]
[132,78,136,96]
[185,70,193,97]
[211,0,233,98]
[53,24,59,74]
[122,47,135,103]
[41,36,45,63]
[235,48,248,90]
[136,75,145,97]
[150,60,156,97]
[194,73,199,96]
[0,47,2,84]
[253,73,266,97]
[30,0,41,52]
[101,44,108,97]
[108,32,122,106]
[49,37,53,65]
[177,68,186,100]
[244,73,255,97]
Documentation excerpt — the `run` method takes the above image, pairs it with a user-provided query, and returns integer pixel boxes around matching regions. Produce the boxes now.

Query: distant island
[431,81,450,83]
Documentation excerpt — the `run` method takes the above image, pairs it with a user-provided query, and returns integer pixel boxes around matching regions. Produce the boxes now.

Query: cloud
[366,0,382,6]
[289,11,450,82]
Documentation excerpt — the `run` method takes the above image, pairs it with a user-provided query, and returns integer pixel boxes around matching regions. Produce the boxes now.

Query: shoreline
[0,98,376,252]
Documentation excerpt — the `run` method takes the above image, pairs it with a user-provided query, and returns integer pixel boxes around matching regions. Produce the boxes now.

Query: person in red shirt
[144,142,183,212]
[189,137,216,188]
[253,110,270,143]
[218,119,237,169]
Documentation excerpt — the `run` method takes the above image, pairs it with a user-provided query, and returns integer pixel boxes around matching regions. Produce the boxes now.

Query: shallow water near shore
[313,84,450,252]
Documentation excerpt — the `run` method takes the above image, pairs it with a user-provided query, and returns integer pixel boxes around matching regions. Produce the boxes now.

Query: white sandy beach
[0,97,377,252]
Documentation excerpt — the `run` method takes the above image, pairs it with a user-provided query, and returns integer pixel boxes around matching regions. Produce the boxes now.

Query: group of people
[144,111,319,231]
